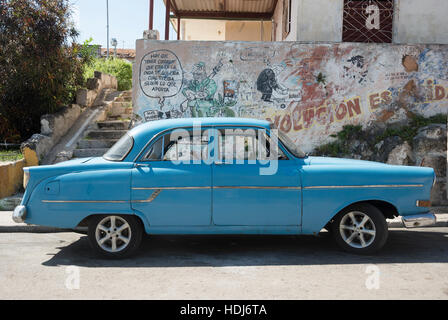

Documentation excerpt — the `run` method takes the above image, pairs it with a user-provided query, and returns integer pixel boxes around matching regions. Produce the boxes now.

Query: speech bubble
[139,49,184,108]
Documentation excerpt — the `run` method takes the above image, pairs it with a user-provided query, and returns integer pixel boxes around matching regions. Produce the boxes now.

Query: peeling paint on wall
[133,40,447,152]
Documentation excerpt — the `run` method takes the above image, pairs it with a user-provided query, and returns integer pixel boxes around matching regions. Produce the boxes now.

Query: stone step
[104,91,122,102]
[108,114,132,121]
[73,148,109,158]
[92,88,114,107]
[112,101,131,108]
[77,139,118,149]
[115,96,132,102]
[87,130,127,140]
[97,120,130,130]
[110,105,133,116]
[121,91,132,98]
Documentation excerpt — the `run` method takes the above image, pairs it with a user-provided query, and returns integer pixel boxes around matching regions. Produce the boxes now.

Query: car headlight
[23,171,30,190]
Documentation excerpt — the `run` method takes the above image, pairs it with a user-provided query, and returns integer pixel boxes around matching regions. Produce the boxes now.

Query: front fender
[300,164,434,234]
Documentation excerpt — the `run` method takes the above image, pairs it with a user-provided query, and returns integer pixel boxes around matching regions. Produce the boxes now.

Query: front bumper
[12,205,27,223]
[402,212,436,228]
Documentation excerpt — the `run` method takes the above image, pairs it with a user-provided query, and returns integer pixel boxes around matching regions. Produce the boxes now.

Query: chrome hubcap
[339,211,376,249]
[95,216,132,253]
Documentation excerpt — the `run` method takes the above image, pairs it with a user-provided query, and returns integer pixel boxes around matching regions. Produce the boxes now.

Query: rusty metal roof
[166,0,278,20]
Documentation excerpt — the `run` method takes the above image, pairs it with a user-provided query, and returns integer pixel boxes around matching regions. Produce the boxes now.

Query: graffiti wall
[133,40,448,152]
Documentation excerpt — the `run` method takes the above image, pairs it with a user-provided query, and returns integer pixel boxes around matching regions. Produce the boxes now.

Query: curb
[387,220,448,228]
[0,225,72,233]
[0,212,71,233]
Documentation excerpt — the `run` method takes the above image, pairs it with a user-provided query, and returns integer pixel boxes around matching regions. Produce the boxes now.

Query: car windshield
[103,134,134,161]
[277,130,306,158]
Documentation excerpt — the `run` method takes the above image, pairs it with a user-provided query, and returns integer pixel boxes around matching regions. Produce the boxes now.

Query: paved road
[0,224,447,300]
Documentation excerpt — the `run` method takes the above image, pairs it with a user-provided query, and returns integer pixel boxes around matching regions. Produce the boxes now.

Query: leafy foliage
[0,150,23,162]
[315,125,362,156]
[375,113,447,143]
[0,0,85,142]
[84,57,133,91]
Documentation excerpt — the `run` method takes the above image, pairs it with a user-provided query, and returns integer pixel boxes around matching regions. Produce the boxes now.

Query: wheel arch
[325,200,399,227]
[76,212,148,232]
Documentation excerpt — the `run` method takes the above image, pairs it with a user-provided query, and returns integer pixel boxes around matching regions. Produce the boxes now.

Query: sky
[69,0,176,49]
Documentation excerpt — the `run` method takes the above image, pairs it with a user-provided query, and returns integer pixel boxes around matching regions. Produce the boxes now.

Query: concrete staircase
[72,91,133,158]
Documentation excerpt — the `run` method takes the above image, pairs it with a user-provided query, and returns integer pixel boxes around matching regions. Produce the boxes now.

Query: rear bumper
[12,205,27,223]
[401,212,436,228]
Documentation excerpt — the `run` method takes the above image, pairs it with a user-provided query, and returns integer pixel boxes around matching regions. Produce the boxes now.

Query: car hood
[302,156,435,188]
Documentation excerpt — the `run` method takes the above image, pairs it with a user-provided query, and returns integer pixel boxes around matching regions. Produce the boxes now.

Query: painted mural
[134,41,448,152]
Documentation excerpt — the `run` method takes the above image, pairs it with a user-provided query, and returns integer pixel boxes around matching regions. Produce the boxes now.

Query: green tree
[0,0,85,142]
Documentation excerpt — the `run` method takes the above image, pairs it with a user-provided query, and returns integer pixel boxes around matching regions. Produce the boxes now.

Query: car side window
[144,135,164,160]
[217,128,287,162]
[164,134,208,161]
[142,130,209,162]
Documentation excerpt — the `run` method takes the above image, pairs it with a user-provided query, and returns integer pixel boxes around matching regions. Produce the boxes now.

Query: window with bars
[342,0,395,43]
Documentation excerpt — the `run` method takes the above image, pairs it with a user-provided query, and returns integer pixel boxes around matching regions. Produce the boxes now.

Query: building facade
[171,0,448,44]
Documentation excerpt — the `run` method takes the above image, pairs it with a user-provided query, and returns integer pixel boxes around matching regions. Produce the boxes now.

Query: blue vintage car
[13,118,436,258]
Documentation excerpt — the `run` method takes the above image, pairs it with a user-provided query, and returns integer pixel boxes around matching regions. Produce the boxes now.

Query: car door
[211,127,302,226]
[131,128,213,226]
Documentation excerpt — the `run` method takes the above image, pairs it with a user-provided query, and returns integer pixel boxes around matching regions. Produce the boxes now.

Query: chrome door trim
[131,189,162,203]
[303,184,424,190]
[44,186,303,204]
[133,186,301,190]
[213,186,301,190]
[42,200,128,203]
[132,186,211,190]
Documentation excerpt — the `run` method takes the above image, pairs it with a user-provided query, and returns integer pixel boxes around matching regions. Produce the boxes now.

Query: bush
[84,57,133,91]
[0,0,85,142]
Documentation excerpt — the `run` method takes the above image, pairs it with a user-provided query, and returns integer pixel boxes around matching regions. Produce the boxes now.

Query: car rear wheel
[331,203,388,254]
[88,215,142,258]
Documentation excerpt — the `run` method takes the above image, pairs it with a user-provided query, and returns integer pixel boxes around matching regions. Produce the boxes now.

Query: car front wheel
[330,203,388,254]
[88,215,143,258]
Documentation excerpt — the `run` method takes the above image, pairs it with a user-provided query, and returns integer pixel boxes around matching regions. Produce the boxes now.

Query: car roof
[129,117,271,138]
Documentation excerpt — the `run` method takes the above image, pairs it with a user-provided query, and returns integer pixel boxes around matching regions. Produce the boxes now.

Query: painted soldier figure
[182,62,217,117]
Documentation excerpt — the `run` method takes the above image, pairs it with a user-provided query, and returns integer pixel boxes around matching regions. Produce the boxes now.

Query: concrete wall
[273,0,448,44]
[181,19,272,41]
[295,0,343,42]
[0,159,26,199]
[133,40,447,153]
[225,21,272,42]
[21,104,83,165]
[393,0,448,44]
[181,19,226,41]
[76,72,118,107]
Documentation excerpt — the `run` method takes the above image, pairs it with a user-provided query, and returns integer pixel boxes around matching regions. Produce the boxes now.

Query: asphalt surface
[0,216,447,299]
